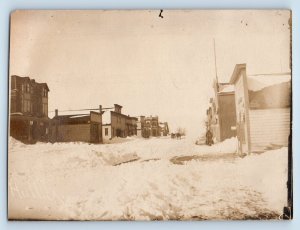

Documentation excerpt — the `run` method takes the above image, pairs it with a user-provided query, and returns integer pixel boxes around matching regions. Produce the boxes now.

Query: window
[42,88,47,97]
[42,103,48,116]
[26,83,30,93]
[105,128,108,136]
[23,100,31,113]
[23,100,26,112]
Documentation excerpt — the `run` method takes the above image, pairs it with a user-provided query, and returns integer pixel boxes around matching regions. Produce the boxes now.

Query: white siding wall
[102,125,111,143]
[249,108,290,152]
[234,70,250,154]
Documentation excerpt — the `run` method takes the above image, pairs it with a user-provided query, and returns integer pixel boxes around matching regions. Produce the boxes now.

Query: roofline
[90,111,104,115]
[217,91,235,96]
[53,111,104,119]
[247,72,291,77]
[114,104,123,108]
[11,75,50,91]
[229,63,246,84]
[110,111,138,120]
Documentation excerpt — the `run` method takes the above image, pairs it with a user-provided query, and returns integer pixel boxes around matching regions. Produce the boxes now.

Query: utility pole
[213,38,219,92]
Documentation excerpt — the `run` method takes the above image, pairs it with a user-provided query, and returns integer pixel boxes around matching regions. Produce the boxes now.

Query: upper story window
[42,88,48,97]
[26,83,30,93]
[42,103,48,116]
[23,100,31,113]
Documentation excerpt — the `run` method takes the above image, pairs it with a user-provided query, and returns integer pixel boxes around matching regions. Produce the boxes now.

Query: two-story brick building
[10,75,50,143]
[137,115,161,138]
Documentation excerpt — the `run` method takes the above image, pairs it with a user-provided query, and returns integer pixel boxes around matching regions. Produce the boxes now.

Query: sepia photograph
[8,10,292,220]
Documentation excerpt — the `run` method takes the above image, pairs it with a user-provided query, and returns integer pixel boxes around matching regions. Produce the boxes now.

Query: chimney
[114,104,122,114]
[99,105,102,113]
[55,109,58,117]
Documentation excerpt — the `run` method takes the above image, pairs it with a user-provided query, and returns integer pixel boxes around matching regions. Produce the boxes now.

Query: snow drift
[8,137,288,220]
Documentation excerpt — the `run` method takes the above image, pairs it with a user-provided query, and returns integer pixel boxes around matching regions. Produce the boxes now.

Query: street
[8,137,287,220]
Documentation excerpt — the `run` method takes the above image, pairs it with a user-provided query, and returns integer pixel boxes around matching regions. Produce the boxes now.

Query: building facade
[102,104,137,142]
[10,75,50,143]
[50,110,103,143]
[159,122,169,136]
[136,115,167,138]
[144,116,159,137]
[206,80,237,143]
[230,64,291,154]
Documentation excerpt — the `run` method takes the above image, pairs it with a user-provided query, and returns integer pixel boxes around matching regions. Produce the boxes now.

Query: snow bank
[236,147,288,213]
[8,137,287,220]
[247,74,291,91]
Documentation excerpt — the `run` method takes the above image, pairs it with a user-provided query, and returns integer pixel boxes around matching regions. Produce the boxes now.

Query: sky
[9,10,291,138]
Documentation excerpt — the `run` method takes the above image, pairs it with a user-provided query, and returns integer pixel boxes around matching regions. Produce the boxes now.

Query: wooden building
[102,104,137,142]
[229,64,291,154]
[206,80,237,142]
[10,75,50,143]
[51,110,104,143]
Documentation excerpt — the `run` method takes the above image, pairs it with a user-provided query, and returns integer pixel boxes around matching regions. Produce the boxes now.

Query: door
[90,123,99,143]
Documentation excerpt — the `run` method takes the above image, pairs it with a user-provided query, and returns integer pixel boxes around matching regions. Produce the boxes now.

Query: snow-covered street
[8,136,288,220]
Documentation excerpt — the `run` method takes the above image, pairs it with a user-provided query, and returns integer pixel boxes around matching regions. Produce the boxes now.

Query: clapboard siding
[249,108,290,152]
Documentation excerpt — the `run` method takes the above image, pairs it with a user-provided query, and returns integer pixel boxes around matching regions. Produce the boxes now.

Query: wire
[49,107,114,113]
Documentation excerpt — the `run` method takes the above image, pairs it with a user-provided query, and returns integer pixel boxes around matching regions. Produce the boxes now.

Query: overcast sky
[10,10,290,138]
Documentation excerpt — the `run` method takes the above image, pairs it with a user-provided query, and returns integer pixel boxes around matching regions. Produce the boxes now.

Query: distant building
[229,64,291,154]
[206,80,237,142]
[159,122,169,136]
[10,75,50,143]
[137,115,162,138]
[145,116,159,137]
[102,104,137,142]
[50,109,103,144]
[137,116,145,137]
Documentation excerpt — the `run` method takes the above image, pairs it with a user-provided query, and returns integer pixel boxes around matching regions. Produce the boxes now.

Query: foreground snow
[8,137,287,220]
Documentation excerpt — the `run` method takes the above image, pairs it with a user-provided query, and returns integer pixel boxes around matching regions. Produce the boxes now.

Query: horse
[176,133,181,139]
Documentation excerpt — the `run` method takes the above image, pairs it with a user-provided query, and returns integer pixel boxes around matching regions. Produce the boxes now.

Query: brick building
[10,75,50,143]
[137,115,160,138]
